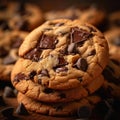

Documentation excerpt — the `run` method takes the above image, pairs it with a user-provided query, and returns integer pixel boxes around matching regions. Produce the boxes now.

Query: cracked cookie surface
[11,19,108,90]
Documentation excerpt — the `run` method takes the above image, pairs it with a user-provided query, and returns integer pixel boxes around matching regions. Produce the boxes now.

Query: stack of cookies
[0,1,44,82]
[11,19,109,116]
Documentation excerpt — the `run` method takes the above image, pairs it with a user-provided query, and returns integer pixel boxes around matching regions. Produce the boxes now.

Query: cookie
[0,1,43,31]
[17,92,101,116]
[11,58,104,102]
[45,6,105,26]
[102,60,120,99]
[11,19,108,90]
[109,11,120,28]
[0,30,28,81]
[105,28,120,63]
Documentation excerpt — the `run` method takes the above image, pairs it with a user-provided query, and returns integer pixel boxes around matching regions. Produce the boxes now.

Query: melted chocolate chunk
[38,69,49,77]
[15,102,29,115]
[3,55,16,65]
[112,36,120,46]
[24,48,42,62]
[78,77,83,82]
[43,88,54,94]
[58,56,68,67]
[28,70,36,79]
[3,86,15,97]
[67,43,77,54]
[55,22,64,27]
[14,73,28,83]
[77,106,91,118]
[70,27,92,43]
[59,93,66,98]
[55,66,68,73]
[38,34,58,49]
[74,58,88,71]
[0,47,8,57]
[11,36,23,48]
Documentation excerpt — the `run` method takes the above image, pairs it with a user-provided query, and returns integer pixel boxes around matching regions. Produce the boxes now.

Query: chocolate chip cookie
[45,6,105,26]
[11,19,108,90]
[17,92,101,116]
[0,30,28,81]
[0,1,43,31]
[105,28,120,63]
[11,58,104,102]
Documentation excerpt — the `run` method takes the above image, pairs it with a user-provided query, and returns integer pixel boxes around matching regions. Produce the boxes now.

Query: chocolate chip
[59,93,66,98]
[77,77,83,82]
[14,73,28,83]
[0,47,8,57]
[28,70,37,79]
[3,55,16,65]
[38,34,58,49]
[43,88,54,94]
[24,48,42,62]
[55,66,68,73]
[11,36,23,48]
[0,95,5,106]
[38,69,49,77]
[3,86,15,97]
[67,43,77,54]
[0,107,14,118]
[15,102,29,115]
[74,58,88,71]
[112,36,120,46]
[58,56,68,67]
[70,27,92,43]
[88,49,96,56]
[77,106,91,118]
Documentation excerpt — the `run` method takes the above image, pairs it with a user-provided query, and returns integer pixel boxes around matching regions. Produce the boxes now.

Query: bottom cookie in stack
[17,92,102,117]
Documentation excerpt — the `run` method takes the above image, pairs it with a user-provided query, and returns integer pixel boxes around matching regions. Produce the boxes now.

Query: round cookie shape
[45,6,105,26]
[17,92,101,117]
[0,2,43,31]
[0,30,28,81]
[11,58,104,102]
[105,28,120,63]
[11,19,108,90]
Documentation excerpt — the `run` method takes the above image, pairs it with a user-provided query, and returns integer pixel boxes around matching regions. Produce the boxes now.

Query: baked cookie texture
[17,92,101,116]
[0,30,28,81]
[0,1,44,31]
[11,19,108,90]
[45,6,105,26]
[105,28,120,63]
